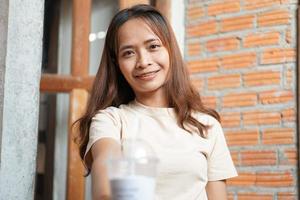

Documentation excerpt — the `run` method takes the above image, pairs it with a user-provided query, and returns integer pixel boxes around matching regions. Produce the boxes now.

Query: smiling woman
[75,4,237,200]
[117,18,170,106]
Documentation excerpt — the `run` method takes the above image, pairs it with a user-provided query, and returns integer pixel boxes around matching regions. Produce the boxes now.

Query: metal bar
[40,74,94,93]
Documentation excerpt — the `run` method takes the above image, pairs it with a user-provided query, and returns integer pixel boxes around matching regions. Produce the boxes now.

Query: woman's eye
[149,44,160,50]
[122,51,134,57]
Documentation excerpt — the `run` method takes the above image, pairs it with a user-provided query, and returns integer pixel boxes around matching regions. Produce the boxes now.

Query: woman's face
[117,18,170,102]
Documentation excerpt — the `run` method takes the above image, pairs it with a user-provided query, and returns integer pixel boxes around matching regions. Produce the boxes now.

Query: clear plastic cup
[106,139,159,200]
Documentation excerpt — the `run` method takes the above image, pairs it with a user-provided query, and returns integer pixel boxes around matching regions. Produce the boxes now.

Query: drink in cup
[106,139,159,200]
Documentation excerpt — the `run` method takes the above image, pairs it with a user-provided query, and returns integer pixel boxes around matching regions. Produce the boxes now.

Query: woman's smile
[135,69,161,81]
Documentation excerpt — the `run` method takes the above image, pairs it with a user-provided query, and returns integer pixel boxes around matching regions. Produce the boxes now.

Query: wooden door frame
[40,0,91,199]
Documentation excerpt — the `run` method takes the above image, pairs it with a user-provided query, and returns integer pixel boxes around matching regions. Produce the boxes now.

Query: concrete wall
[0,0,44,199]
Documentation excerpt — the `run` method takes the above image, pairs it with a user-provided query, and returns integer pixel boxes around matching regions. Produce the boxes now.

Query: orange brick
[278,192,297,200]
[225,129,259,146]
[244,0,281,10]
[206,37,240,52]
[258,9,290,27]
[282,108,295,122]
[187,5,204,20]
[228,171,294,187]
[191,78,204,91]
[202,96,217,109]
[230,151,239,166]
[262,128,294,144]
[221,15,254,32]
[208,74,241,90]
[238,193,273,200]
[259,90,294,104]
[222,92,257,107]
[261,48,296,64]
[187,20,217,37]
[221,52,256,69]
[256,171,294,187]
[243,110,281,125]
[243,71,280,87]
[280,148,297,165]
[227,172,256,186]
[244,32,280,47]
[207,0,240,16]
[220,112,241,127]
[240,150,277,166]
[187,57,219,73]
[187,42,201,56]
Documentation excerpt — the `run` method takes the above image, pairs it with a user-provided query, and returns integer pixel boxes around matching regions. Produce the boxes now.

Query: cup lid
[120,139,159,164]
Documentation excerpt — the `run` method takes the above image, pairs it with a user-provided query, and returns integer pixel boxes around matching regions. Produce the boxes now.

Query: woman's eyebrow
[144,38,159,44]
[119,45,133,52]
[119,38,160,52]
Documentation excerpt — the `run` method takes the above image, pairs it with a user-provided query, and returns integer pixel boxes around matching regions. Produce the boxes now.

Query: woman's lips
[135,70,160,80]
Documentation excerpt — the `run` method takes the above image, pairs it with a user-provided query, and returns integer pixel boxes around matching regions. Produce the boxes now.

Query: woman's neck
[135,91,168,108]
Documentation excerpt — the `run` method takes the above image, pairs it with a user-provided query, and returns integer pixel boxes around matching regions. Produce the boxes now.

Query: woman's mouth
[135,70,160,80]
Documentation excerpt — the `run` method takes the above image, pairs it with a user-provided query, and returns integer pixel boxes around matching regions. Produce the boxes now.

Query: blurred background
[0,0,298,200]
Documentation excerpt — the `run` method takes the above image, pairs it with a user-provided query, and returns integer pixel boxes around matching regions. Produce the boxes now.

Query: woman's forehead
[117,18,161,45]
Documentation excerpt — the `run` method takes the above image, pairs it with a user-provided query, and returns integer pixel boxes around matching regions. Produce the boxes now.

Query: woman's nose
[136,50,152,68]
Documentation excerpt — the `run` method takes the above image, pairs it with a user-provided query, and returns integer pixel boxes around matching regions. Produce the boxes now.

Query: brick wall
[185,0,298,199]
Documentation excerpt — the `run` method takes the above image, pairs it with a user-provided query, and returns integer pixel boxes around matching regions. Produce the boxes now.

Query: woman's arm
[206,180,228,200]
[90,138,121,200]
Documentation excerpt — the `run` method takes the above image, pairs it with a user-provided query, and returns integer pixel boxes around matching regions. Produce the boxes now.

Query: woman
[76,4,237,200]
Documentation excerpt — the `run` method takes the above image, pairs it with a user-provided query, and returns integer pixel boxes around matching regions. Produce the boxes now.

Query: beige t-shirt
[85,100,238,200]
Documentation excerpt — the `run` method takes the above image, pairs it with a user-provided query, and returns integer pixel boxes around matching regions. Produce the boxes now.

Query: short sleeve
[84,107,122,167]
[206,118,238,181]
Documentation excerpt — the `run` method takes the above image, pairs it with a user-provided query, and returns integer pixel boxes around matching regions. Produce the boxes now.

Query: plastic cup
[106,139,159,200]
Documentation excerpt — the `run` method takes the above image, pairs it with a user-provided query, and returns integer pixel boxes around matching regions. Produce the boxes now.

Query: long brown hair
[76,4,220,171]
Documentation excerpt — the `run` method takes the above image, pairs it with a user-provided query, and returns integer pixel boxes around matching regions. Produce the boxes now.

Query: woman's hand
[91,138,121,200]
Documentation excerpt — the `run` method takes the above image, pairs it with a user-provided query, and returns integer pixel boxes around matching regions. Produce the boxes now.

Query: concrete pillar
[0,1,9,156]
[0,0,45,199]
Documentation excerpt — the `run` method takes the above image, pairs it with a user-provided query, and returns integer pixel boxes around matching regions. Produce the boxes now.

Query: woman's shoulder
[192,111,223,140]
[94,103,131,115]
[94,106,119,117]
[193,111,220,126]
[92,104,131,122]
